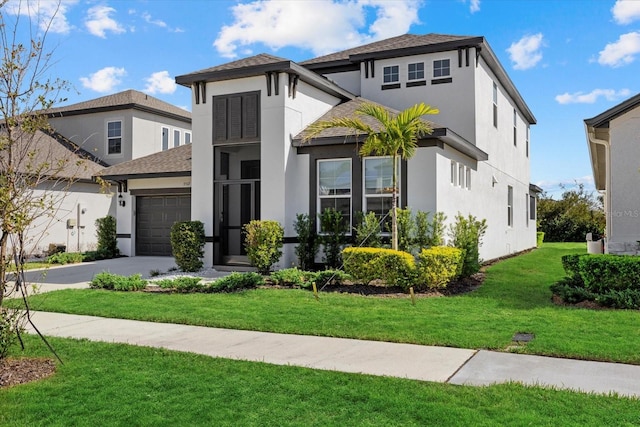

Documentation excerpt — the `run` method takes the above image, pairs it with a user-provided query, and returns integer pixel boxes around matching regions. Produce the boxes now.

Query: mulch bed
[551,294,609,310]
[0,357,56,388]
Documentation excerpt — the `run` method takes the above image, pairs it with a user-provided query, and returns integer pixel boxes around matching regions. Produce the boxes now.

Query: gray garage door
[136,195,191,256]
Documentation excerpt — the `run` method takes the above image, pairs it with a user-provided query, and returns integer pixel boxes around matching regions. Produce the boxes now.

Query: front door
[218,180,260,265]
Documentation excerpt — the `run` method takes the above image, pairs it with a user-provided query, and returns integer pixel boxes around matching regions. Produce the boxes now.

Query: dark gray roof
[585,92,640,128]
[45,89,191,123]
[1,128,106,181]
[181,53,290,76]
[97,143,191,180]
[293,98,488,161]
[301,33,479,66]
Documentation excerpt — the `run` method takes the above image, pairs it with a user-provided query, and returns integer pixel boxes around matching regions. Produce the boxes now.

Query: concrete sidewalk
[25,311,640,398]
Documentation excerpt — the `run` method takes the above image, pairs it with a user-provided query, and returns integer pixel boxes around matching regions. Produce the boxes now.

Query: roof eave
[98,171,191,181]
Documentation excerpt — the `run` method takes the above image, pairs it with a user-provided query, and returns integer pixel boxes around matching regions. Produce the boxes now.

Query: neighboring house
[16,89,193,255]
[175,33,538,268]
[585,92,640,255]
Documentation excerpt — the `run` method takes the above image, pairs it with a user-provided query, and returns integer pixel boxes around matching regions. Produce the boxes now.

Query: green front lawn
[2,336,639,426]
[20,243,640,364]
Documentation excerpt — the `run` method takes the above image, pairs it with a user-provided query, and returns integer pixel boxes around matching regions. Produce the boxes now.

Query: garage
[136,194,191,256]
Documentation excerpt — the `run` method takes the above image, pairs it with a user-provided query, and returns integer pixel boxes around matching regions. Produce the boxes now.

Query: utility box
[67,218,77,229]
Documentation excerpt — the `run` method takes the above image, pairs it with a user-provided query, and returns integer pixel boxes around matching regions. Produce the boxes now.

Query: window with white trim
[433,59,450,77]
[529,195,536,220]
[383,65,399,83]
[450,161,457,185]
[174,129,181,148]
[162,127,169,151]
[107,120,122,155]
[408,62,424,80]
[493,82,498,128]
[458,163,464,188]
[507,185,514,227]
[526,125,530,157]
[526,193,529,227]
[364,156,399,226]
[466,167,471,190]
[318,159,352,232]
[185,132,192,144]
[513,109,517,146]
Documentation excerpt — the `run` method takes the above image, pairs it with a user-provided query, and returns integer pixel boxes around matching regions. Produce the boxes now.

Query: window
[450,161,457,185]
[529,195,536,220]
[185,132,192,144]
[513,109,517,146]
[162,127,169,151]
[364,157,399,226]
[493,82,498,128]
[408,62,424,80]
[458,163,464,188]
[507,185,513,227]
[383,65,399,83]
[526,193,529,227]
[318,159,351,232]
[466,167,471,190]
[433,59,450,77]
[174,130,180,148]
[107,120,122,154]
[213,91,260,143]
[526,125,530,157]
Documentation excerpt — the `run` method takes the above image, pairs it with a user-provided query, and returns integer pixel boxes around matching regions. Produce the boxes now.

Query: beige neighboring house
[585,92,640,255]
[97,144,192,256]
[12,89,193,256]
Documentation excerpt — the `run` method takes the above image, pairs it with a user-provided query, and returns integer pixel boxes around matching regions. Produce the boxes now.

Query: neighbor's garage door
[136,195,191,256]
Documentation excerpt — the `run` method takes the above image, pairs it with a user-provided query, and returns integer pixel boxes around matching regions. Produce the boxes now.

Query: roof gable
[585,92,640,128]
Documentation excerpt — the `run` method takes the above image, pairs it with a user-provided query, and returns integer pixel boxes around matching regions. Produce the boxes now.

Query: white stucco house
[585,92,640,255]
[19,90,192,256]
[173,33,539,268]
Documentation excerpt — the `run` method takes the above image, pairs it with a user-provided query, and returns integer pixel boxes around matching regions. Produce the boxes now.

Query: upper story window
[383,65,399,83]
[492,82,498,128]
[213,91,260,143]
[185,132,192,145]
[107,120,122,155]
[162,127,169,151]
[433,59,450,77]
[408,62,424,80]
[458,163,465,188]
[513,109,517,146]
[174,130,181,148]
[318,159,352,232]
[450,161,457,186]
[526,125,530,157]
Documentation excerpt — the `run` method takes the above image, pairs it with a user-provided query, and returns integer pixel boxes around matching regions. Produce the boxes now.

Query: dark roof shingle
[97,143,192,179]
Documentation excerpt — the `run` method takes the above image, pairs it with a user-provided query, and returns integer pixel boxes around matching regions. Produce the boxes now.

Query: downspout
[587,126,611,251]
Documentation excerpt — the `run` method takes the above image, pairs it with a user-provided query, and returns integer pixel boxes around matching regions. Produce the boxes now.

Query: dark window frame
[213,91,260,144]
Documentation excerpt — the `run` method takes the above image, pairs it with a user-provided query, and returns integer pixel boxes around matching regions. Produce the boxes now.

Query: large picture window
[107,120,122,154]
[364,157,399,225]
[318,159,352,232]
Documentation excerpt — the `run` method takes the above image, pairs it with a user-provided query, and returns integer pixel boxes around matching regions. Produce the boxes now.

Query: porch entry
[214,144,260,265]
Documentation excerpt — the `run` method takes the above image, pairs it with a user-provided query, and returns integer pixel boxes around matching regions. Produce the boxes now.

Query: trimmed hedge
[416,246,463,290]
[342,247,415,289]
[170,221,205,272]
[244,220,284,274]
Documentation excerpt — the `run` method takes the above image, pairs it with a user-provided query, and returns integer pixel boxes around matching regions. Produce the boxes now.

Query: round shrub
[170,221,205,272]
[244,220,284,274]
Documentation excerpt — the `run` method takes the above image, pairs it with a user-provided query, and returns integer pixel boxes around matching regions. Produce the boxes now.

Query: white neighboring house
[585,92,640,255]
[18,89,193,256]
[175,33,539,268]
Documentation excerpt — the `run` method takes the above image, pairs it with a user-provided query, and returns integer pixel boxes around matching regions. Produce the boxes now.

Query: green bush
[342,247,415,288]
[416,246,463,290]
[95,215,119,259]
[354,211,382,248]
[89,272,147,291]
[320,208,348,268]
[47,252,83,265]
[396,208,414,253]
[208,272,264,293]
[244,220,284,274]
[312,269,351,288]
[170,221,205,272]
[0,308,21,360]
[449,214,487,277]
[550,277,595,304]
[270,268,314,287]
[536,231,545,247]
[293,213,319,271]
[154,277,204,293]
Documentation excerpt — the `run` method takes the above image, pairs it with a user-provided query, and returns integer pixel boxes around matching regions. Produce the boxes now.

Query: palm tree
[303,101,439,250]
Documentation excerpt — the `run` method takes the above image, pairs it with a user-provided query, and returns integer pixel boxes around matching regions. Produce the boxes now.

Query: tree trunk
[391,153,398,251]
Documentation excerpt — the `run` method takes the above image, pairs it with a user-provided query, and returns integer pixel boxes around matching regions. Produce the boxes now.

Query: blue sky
[5,0,640,197]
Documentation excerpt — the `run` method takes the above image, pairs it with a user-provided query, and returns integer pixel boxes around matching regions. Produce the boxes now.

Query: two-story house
[28,89,192,256]
[176,33,538,268]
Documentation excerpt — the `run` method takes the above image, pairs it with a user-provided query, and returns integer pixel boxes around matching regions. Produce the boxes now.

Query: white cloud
[4,0,78,34]
[142,12,167,28]
[144,71,176,95]
[598,31,640,67]
[469,0,480,13]
[85,5,126,38]
[554,88,631,104]
[612,0,640,24]
[507,33,544,70]
[214,0,421,58]
[79,67,126,92]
